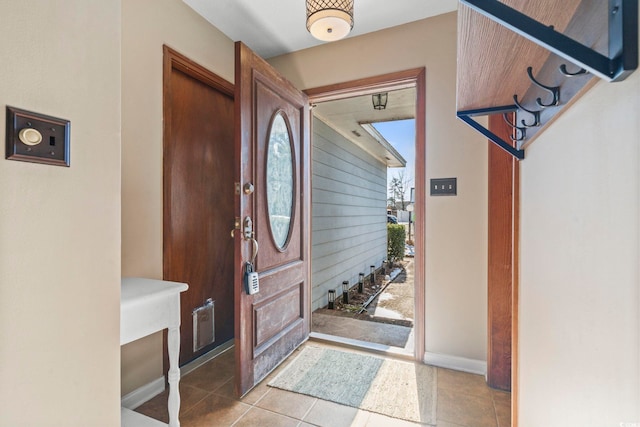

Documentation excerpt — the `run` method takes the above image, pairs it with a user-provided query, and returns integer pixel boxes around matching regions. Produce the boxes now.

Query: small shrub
[387,224,406,262]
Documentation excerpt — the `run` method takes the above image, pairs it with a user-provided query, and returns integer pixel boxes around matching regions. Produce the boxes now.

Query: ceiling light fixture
[306,0,354,42]
[372,93,388,110]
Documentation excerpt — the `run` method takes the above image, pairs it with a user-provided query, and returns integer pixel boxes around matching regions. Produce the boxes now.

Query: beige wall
[0,1,121,425]
[121,0,234,395]
[519,70,640,423]
[270,13,489,366]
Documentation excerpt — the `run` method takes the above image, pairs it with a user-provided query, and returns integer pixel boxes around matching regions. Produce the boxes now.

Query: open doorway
[304,69,426,360]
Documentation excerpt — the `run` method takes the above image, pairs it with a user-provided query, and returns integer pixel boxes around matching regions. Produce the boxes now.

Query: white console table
[121,277,189,427]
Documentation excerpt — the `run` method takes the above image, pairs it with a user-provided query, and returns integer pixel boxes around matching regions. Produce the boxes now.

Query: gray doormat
[268,346,437,425]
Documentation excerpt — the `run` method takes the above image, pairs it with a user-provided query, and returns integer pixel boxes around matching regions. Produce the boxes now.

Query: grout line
[237,402,306,425]
[211,376,233,395]
[180,386,214,416]
[299,398,319,424]
[492,397,501,427]
[229,404,253,427]
[251,386,271,406]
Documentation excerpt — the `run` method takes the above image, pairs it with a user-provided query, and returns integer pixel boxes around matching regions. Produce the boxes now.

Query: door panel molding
[253,283,304,352]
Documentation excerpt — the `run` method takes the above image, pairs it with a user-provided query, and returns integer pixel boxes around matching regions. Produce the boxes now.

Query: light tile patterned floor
[135,341,511,427]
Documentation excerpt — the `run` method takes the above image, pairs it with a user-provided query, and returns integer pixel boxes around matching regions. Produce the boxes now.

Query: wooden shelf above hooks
[456,0,638,159]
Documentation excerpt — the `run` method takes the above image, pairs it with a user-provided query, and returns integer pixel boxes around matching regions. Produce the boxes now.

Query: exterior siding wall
[311,118,388,310]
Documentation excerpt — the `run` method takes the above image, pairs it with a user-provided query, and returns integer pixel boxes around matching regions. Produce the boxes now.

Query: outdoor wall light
[372,93,388,110]
[306,0,354,42]
[358,273,365,293]
[342,280,350,304]
[370,265,376,285]
[328,289,336,309]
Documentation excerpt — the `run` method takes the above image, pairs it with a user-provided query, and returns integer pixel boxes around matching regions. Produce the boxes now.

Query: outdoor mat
[268,346,437,425]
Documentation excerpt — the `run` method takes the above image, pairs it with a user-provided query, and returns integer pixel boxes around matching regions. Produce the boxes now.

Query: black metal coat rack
[457,0,638,160]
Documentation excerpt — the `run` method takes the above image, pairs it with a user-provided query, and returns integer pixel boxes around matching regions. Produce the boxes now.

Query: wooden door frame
[487,113,519,425]
[305,67,426,361]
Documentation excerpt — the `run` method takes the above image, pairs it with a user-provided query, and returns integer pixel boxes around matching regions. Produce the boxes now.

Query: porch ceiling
[312,87,415,168]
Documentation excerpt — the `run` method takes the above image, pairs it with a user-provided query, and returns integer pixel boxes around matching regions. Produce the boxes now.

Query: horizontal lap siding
[311,118,387,310]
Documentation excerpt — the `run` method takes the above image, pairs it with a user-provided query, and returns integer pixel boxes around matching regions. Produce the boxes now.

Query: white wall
[0,1,121,425]
[312,118,387,310]
[270,12,489,366]
[519,69,640,424]
[121,0,234,395]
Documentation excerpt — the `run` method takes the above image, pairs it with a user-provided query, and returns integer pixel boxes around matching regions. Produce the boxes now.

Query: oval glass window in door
[266,112,294,249]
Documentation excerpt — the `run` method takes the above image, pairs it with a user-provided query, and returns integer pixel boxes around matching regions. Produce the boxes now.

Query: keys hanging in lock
[242,215,259,295]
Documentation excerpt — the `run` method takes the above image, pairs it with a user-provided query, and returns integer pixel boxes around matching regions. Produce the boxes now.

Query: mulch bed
[314,260,413,328]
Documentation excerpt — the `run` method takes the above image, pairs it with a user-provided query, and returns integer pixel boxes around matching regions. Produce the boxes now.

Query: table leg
[167,326,181,427]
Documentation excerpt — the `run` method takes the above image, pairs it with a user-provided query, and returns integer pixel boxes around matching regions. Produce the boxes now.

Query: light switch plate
[430,177,457,196]
[6,106,70,166]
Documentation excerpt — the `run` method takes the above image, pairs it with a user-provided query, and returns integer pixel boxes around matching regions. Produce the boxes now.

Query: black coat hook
[503,113,526,142]
[513,94,541,128]
[527,66,560,108]
[559,64,588,77]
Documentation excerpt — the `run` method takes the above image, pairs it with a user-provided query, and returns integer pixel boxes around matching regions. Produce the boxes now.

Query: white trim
[121,377,165,410]
[310,332,414,361]
[423,351,487,375]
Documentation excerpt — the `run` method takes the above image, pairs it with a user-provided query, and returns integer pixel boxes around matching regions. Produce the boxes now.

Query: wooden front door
[163,46,236,365]
[234,42,310,397]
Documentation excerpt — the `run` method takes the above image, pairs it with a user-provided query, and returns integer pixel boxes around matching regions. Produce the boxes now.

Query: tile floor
[135,341,511,427]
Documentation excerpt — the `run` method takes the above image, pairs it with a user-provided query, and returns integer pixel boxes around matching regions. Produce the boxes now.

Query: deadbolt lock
[243,182,254,195]
[231,217,242,238]
[243,216,254,240]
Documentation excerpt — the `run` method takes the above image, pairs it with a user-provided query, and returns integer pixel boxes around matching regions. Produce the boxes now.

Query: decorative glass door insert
[265,111,294,249]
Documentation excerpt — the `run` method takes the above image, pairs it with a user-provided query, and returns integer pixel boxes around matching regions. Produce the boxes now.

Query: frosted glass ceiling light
[306,0,354,42]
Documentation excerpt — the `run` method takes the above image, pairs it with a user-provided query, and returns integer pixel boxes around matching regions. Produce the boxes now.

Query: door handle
[243,216,259,264]
[249,237,259,266]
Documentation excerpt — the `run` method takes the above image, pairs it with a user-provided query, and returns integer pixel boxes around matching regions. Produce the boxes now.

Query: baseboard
[181,339,234,377]
[423,351,487,375]
[121,376,165,410]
